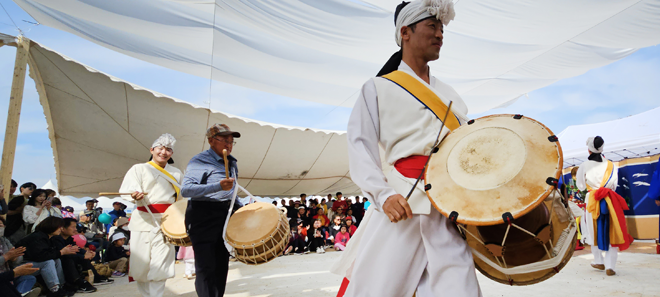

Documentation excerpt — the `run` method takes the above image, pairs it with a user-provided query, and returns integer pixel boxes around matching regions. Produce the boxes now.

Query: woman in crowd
[23,189,62,233]
[312,207,330,227]
[0,217,40,296]
[308,219,326,254]
[16,217,79,297]
[296,206,310,228]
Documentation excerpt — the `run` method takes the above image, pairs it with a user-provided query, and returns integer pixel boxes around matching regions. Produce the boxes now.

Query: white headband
[586,136,603,154]
[151,133,176,149]
[395,0,456,47]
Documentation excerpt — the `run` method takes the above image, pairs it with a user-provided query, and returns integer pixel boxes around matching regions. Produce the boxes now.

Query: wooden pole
[1,36,30,201]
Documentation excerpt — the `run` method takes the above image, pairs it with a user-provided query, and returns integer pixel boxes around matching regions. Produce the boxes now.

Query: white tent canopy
[0,34,360,198]
[12,0,660,113]
[558,106,660,168]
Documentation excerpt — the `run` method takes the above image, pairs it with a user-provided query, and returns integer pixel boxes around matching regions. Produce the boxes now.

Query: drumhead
[226,202,281,246]
[161,198,189,238]
[426,114,562,226]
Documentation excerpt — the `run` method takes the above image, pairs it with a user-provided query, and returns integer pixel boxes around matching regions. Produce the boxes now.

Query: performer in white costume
[119,133,183,297]
[335,1,482,296]
[576,136,629,276]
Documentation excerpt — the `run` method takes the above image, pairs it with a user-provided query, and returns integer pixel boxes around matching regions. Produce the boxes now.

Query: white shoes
[316,247,325,254]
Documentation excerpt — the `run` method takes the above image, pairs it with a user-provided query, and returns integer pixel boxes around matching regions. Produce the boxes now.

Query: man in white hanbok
[334,1,482,296]
[118,134,183,297]
[576,136,627,276]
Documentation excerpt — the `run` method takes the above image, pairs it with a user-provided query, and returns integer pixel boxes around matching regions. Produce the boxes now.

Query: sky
[0,0,659,192]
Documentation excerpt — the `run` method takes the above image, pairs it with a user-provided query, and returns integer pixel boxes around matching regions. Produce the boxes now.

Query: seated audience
[0,217,40,296]
[334,225,351,251]
[106,233,129,277]
[23,189,63,233]
[16,217,79,297]
[0,263,39,297]
[328,215,343,244]
[284,226,306,255]
[312,207,330,227]
[308,219,326,254]
[345,217,357,236]
[54,218,113,290]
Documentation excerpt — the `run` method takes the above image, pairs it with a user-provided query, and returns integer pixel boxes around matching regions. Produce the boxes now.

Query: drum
[161,198,191,246]
[425,114,577,285]
[226,202,290,265]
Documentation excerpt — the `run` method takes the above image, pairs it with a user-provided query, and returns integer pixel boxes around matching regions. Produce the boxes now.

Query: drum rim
[425,114,564,226]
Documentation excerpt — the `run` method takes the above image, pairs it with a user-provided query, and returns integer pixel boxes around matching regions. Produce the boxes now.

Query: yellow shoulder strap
[599,160,614,188]
[382,71,461,131]
[147,161,180,201]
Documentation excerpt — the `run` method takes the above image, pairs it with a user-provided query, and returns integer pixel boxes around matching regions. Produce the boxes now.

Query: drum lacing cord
[459,187,571,279]
[464,187,578,281]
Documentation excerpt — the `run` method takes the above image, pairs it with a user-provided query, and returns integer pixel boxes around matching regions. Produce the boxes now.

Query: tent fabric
[558,106,660,168]
[12,0,660,113]
[0,33,360,198]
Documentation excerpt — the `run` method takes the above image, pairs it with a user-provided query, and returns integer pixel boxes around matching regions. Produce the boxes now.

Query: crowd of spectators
[275,192,370,255]
[1,180,130,297]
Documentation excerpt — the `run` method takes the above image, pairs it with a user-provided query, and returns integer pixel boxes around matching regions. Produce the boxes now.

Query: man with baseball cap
[182,123,242,297]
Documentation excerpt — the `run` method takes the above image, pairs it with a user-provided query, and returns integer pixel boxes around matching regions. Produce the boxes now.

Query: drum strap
[147,161,181,201]
[382,70,461,131]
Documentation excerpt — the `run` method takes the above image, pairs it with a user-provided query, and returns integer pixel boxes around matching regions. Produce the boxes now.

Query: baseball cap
[206,124,241,138]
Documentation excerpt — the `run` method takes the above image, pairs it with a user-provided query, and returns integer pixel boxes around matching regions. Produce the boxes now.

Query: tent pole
[1,36,30,201]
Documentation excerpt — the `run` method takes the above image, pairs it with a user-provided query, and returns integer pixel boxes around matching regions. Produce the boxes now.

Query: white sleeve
[347,80,397,211]
[23,205,38,224]
[119,165,142,203]
[576,165,587,191]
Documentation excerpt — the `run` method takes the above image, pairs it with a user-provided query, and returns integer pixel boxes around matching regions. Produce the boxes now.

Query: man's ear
[401,26,411,41]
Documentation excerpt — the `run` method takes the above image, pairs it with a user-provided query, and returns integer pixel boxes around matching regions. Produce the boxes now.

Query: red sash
[136,203,171,214]
[394,155,429,178]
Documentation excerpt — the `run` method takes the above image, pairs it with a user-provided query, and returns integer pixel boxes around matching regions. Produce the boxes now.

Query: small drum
[161,198,191,246]
[426,114,577,285]
[226,202,290,265]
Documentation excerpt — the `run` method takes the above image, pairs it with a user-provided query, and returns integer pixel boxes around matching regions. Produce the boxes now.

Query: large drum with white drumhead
[425,114,577,285]
[226,202,290,265]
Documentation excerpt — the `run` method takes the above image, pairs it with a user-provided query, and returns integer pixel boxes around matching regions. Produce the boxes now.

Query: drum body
[426,114,576,285]
[226,202,290,265]
[161,198,191,246]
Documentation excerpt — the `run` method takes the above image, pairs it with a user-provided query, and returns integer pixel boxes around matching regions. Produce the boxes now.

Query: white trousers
[184,259,196,276]
[344,207,482,297]
[129,231,175,283]
[592,246,619,270]
[137,281,166,297]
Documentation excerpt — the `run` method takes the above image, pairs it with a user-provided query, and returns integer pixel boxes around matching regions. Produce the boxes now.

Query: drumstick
[99,192,148,196]
[405,101,453,201]
[223,149,230,178]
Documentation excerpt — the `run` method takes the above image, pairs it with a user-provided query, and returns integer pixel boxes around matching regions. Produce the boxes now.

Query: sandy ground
[91,241,660,297]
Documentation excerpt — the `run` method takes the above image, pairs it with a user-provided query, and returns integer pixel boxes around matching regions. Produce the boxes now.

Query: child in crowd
[345,217,357,236]
[334,225,350,251]
[177,246,195,279]
[106,233,129,277]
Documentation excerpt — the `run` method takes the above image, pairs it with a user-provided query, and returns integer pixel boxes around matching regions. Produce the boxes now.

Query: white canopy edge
[558,105,660,168]
[12,0,660,113]
[1,33,362,198]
